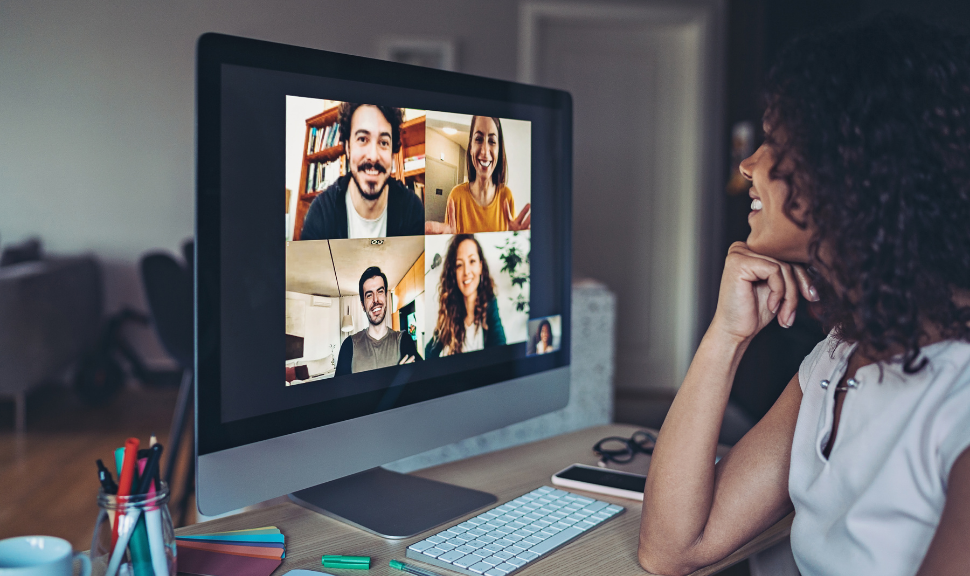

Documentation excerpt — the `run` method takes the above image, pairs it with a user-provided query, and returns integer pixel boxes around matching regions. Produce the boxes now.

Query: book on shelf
[306,159,342,193]
[403,154,426,172]
[307,123,341,154]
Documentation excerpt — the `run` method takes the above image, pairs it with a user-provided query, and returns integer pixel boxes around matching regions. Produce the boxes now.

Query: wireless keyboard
[406,486,625,576]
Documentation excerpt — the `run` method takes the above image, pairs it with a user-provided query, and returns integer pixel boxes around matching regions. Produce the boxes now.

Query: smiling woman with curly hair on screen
[426,234,507,358]
[638,14,970,576]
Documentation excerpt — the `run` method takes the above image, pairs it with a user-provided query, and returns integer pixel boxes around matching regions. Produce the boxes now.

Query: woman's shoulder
[449,181,472,199]
[798,329,849,393]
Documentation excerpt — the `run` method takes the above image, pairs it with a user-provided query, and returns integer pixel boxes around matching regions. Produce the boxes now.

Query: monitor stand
[288,467,497,539]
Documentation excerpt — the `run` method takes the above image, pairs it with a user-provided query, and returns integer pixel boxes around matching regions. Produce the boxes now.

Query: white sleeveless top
[790,334,970,575]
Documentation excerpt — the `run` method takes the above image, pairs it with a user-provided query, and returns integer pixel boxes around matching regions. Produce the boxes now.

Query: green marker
[389,560,447,576]
[322,555,370,569]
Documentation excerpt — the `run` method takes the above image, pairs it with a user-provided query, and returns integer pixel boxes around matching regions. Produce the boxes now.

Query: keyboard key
[409,539,435,552]
[423,547,448,558]
[523,536,544,545]
[446,538,467,546]
[485,569,508,576]
[505,544,528,555]
[427,535,446,544]
[468,562,492,574]
[467,517,486,525]
[438,550,467,563]
[468,528,487,537]
[605,505,624,514]
[493,551,514,561]
[457,545,478,554]
[583,501,609,512]
[495,562,519,573]
[472,549,492,558]
[507,557,527,567]
[480,555,502,566]
[483,544,504,553]
[437,543,456,551]
[529,526,584,555]
[495,538,517,548]
[454,555,479,569]
[516,551,540,561]
[480,535,498,544]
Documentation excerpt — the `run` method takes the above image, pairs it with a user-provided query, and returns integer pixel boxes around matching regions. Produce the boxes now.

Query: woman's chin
[746,237,810,263]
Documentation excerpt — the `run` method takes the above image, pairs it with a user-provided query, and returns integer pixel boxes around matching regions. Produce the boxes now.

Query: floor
[0,384,195,550]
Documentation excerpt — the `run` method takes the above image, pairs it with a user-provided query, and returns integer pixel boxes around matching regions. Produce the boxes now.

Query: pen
[139,447,169,576]
[112,438,140,548]
[137,444,163,495]
[97,459,119,494]
[390,560,448,576]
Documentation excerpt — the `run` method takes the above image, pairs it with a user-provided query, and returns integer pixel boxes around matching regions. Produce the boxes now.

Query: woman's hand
[710,242,818,345]
[505,201,531,231]
[425,198,458,234]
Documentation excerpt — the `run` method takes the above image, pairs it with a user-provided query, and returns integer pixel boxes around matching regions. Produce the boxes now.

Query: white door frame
[519,1,726,390]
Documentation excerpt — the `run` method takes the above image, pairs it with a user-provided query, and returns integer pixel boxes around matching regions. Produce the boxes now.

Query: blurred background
[2,1,969,570]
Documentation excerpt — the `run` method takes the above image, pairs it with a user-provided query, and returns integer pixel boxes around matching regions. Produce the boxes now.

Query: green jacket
[425,297,506,358]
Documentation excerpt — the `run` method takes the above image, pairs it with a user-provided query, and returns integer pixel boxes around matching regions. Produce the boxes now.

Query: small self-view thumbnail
[527,315,561,356]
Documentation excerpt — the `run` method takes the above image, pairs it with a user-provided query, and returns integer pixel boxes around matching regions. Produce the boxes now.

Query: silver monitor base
[288,467,497,539]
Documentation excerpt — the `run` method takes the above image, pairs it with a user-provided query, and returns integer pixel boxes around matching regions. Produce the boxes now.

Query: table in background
[175,424,792,576]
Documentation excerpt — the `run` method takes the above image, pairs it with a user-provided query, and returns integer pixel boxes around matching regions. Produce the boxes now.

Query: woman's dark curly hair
[433,234,496,355]
[764,13,970,371]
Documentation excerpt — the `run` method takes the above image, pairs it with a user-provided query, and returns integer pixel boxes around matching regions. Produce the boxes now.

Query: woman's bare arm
[638,242,814,576]
[916,448,970,575]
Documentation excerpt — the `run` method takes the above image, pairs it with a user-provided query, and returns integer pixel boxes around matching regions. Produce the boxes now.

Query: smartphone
[551,463,646,501]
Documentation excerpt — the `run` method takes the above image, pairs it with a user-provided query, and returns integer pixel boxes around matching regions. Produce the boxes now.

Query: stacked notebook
[176,526,285,576]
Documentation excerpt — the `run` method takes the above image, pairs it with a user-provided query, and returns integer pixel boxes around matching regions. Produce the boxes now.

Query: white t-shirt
[789,333,970,576]
[462,323,484,353]
[346,189,387,239]
[442,323,484,356]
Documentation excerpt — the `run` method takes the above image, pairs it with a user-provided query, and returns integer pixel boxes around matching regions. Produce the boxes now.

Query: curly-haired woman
[426,234,507,358]
[639,14,970,576]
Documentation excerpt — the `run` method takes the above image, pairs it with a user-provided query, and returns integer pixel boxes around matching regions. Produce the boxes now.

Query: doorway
[520,2,725,398]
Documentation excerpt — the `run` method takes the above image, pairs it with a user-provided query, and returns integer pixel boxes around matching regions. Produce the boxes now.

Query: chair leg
[165,368,193,485]
[14,391,26,434]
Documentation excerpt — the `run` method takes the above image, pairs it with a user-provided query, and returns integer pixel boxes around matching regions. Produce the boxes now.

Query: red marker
[111,437,140,548]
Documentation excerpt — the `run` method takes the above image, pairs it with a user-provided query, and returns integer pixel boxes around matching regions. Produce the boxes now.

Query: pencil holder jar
[90,482,176,576]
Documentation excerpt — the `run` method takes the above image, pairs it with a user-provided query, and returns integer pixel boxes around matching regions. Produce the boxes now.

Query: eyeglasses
[593,430,657,465]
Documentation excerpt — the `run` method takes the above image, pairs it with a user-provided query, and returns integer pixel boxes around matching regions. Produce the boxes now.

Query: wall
[0,0,521,363]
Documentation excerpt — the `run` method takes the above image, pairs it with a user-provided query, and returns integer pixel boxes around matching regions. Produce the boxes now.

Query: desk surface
[177,424,792,576]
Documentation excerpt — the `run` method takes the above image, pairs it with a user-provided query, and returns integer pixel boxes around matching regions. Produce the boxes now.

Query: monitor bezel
[196,33,572,456]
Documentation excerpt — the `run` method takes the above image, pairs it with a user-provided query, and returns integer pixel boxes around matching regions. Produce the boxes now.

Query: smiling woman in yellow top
[425,116,531,234]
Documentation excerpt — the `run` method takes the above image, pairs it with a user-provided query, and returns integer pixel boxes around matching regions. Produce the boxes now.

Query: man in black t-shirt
[300,103,424,240]
[335,266,422,375]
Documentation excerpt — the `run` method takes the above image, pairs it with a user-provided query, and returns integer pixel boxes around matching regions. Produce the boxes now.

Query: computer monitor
[195,33,573,538]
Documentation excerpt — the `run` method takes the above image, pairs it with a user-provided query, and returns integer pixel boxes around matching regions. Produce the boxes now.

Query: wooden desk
[177,424,792,576]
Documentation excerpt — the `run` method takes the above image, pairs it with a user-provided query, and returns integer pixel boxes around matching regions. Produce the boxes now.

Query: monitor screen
[196,34,572,480]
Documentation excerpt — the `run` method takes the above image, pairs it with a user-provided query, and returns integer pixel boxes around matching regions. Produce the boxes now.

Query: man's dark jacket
[300,175,424,240]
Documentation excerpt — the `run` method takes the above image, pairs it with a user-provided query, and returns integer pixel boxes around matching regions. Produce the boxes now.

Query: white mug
[0,536,91,576]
